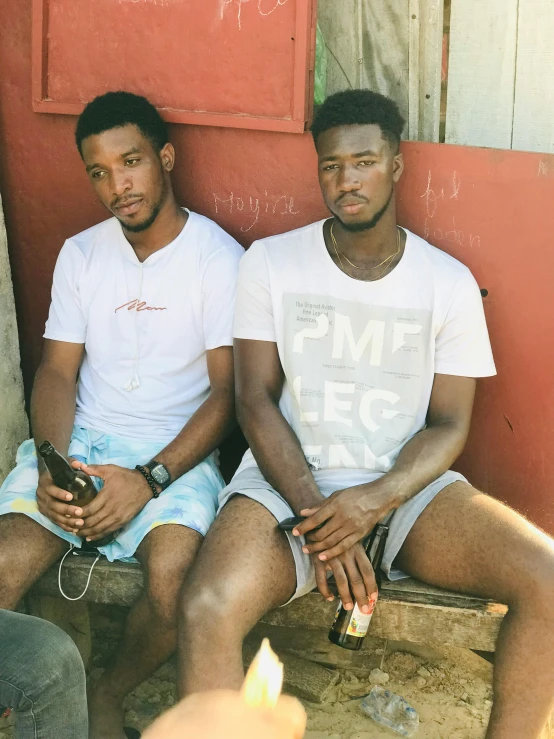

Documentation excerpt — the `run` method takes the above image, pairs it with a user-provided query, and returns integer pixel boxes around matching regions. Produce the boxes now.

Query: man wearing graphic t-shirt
[0,92,243,739]
[179,91,554,738]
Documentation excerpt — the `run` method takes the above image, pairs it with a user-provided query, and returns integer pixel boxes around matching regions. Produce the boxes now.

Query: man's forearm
[237,394,324,514]
[31,365,78,467]
[379,421,469,511]
[152,389,236,481]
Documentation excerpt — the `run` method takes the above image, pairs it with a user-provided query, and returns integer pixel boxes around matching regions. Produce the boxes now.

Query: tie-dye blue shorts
[0,426,224,561]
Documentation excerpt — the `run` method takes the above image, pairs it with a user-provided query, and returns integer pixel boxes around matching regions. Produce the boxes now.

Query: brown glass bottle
[328,524,389,650]
[38,441,114,547]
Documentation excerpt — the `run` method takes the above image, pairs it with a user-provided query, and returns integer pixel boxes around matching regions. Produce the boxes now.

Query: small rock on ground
[369,668,389,685]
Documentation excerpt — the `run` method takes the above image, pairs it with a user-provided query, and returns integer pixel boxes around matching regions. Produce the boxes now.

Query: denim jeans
[0,610,88,739]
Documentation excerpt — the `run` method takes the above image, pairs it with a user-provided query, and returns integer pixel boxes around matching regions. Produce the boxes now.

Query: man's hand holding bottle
[289,479,397,613]
[36,469,85,534]
[70,461,154,542]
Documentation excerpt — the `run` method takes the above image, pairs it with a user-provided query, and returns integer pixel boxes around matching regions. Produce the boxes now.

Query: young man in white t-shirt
[178,90,554,738]
[0,91,243,739]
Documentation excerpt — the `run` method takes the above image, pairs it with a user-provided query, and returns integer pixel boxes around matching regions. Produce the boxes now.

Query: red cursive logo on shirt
[115,299,168,313]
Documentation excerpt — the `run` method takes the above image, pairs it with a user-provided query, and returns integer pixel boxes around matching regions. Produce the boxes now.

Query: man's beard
[335,186,394,233]
[117,182,166,234]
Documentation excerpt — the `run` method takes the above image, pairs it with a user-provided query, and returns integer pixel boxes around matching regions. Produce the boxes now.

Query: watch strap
[135,464,160,499]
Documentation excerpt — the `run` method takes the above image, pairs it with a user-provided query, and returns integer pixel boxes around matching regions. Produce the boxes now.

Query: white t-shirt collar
[115,208,193,266]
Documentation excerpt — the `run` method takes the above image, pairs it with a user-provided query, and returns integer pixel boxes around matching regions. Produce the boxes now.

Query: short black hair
[75,91,169,156]
[311,89,406,151]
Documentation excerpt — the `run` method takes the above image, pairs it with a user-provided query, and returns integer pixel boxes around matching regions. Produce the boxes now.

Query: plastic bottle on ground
[361,686,419,737]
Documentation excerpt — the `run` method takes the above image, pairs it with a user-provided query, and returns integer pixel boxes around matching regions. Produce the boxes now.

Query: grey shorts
[218,467,468,603]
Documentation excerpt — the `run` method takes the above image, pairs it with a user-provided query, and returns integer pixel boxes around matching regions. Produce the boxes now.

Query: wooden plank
[261,592,505,652]
[34,558,496,611]
[446,0,518,148]
[33,558,507,652]
[418,0,444,142]
[317,0,409,136]
[361,0,410,133]
[512,0,554,153]
[371,600,504,652]
[317,0,359,94]
[408,0,421,140]
[318,0,443,141]
[34,557,144,607]
[244,640,340,703]
[357,0,364,88]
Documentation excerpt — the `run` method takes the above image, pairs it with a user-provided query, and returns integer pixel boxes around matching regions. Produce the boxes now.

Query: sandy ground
[116,647,494,739]
[2,605,553,739]
[302,648,493,739]
[0,604,500,739]
[119,648,494,739]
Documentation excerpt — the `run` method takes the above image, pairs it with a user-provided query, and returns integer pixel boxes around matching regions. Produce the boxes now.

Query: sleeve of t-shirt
[201,239,244,350]
[435,268,496,377]
[233,241,277,343]
[43,240,87,344]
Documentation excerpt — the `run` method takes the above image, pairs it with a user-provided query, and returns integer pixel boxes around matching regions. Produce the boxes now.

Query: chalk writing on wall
[421,170,481,250]
[213,190,299,232]
[420,169,461,218]
[219,0,290,30]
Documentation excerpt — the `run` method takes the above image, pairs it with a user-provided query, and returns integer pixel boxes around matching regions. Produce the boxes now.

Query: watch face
[151,464,170,485]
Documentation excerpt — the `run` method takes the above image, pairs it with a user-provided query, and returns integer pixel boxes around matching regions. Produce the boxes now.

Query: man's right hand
[312,541,378,614]
[36,471,84,534]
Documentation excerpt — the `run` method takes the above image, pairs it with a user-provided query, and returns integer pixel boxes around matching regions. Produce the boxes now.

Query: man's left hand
[71,462,154,541]
[292,478,400,560]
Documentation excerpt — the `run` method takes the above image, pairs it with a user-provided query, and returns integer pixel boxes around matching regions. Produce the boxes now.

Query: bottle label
[346,598,377,637]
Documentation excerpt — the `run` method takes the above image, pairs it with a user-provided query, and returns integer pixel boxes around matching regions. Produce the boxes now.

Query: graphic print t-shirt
[44,211,244,442]
[233,221,496,488]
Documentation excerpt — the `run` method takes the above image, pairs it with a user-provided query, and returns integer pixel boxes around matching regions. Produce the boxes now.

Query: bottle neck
[39,444,75,487]
[367,525,389,574]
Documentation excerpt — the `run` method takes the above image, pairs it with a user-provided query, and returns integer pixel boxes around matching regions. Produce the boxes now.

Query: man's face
[317,124,404,232]
[81,123,172,233]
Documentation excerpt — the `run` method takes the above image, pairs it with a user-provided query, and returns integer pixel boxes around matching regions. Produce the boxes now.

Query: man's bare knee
[179,498,297,646]
[514,539,554,613]
[0,514,67,608]
[145,565,189,629]
[180,574,247,641]
[141,526,204,629]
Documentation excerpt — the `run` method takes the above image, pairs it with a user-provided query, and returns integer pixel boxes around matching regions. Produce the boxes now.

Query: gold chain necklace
[330,221,401,271]
[330,223,402,281]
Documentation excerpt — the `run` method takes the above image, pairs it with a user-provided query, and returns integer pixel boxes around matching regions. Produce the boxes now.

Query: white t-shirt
[44,211,244,442]
[233,220,496,487]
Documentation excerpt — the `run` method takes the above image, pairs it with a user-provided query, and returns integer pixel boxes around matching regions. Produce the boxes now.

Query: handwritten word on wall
[219,0,290,30]
[420,170,481,250]
[213,190,299,232]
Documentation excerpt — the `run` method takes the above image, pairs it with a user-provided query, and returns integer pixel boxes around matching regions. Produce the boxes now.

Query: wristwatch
[144,461,172,491]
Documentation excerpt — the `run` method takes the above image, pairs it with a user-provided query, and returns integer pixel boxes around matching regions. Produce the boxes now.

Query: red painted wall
[1,1,553,532]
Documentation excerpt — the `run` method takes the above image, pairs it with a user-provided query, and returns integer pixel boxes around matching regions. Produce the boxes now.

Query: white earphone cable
[57,545,101,601]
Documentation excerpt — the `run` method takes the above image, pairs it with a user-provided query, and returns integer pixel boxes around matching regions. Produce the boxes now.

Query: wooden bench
[30,556,507,668]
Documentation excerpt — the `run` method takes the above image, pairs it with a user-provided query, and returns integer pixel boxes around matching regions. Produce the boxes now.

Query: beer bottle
[38,441,113,546]
[328,523,389,650]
